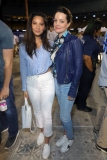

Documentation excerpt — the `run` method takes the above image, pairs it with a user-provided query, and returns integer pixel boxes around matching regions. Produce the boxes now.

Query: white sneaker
[60,139,74,153]
[42,144,50,159]
[56,135,68,147]
[37,132,44,146]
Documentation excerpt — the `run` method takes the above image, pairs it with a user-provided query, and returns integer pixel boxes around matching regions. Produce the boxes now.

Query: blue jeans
[0,79,18,137]
[55,78,74,140]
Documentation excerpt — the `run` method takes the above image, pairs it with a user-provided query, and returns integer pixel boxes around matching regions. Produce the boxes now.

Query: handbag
[21,97,32,130]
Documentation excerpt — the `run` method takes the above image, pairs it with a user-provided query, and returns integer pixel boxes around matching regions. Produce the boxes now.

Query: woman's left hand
[68,96,75,101]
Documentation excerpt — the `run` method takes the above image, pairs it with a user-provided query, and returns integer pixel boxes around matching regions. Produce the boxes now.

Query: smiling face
[32,16,45,37]
[53,12,71,37]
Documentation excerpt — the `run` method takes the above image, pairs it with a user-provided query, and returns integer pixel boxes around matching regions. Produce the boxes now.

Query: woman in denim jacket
[51,6,83,153]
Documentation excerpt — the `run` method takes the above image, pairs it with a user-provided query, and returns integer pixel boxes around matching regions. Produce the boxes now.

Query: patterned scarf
[50,35,65,77]
[50,35,65,61]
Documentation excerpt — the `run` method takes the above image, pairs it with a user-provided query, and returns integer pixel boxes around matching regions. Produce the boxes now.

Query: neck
[35,36,42,43]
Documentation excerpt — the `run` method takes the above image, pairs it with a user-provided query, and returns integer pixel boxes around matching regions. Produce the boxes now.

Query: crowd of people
[0,6,107,159]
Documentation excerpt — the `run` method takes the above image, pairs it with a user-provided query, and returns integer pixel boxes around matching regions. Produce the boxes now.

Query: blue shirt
[0,20,13,83]
[19,44,52,91]
[83,35,100,59]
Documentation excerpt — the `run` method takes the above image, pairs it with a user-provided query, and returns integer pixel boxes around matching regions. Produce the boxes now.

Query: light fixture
[103,14,105,16]
[84,16,86,18]
[22,30,26,31]
[76,16,78,19]
[16,29,19,31]
[93,15,96,17]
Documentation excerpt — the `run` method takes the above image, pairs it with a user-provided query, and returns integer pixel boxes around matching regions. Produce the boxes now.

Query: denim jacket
[54,32,83,98]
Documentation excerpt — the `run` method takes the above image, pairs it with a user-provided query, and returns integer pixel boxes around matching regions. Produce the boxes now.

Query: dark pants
[0,79,18,137]
[76,63,95,109]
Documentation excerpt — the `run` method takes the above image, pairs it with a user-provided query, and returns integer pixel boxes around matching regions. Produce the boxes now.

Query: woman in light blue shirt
[19,12,55,159]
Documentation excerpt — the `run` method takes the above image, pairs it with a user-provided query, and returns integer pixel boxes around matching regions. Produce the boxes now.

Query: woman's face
[32,16,45,37]
[53,12,70,37]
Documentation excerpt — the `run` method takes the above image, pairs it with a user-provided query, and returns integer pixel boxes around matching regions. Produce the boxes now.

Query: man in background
[0,20,19,149]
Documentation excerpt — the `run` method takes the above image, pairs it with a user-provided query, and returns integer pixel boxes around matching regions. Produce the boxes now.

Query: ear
[67,22,71,28]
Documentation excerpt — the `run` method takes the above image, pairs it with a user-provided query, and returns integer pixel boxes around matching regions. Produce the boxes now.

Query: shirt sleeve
[1,30,13,49]
[19,45,27,91]
[83,36,94,56]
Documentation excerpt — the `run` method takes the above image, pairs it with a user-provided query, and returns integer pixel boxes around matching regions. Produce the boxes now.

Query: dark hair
[83,18,102,36]
[54,6,73,23]
[23,12,50,58]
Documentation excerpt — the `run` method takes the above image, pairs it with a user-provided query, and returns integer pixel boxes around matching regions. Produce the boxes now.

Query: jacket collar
[64,32,72,43]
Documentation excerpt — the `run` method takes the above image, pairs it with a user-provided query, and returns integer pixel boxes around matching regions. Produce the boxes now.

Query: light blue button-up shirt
[19,44,52,91]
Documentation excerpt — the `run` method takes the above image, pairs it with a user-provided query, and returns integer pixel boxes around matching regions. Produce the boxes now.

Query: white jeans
[27,71,55,137]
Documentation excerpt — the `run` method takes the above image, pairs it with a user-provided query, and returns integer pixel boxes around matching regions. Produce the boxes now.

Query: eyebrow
[54,18,65,21]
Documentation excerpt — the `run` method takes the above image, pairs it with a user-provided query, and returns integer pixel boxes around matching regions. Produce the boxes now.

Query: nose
[54,21,59,26]
[36,24,40,29]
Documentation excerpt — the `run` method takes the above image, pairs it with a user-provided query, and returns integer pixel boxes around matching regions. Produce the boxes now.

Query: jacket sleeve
[68,38,83,98]
[19,45,27,91]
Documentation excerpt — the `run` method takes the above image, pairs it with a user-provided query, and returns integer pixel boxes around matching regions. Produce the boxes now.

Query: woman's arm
[83,54,93,72]
[19,45,27,91]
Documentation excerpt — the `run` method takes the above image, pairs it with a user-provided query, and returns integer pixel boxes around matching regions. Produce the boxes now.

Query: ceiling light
[93,15,96,17]
[103,14,105,16]
[16,30,19,31]
[84,16,86,18]
[76,16,78,19]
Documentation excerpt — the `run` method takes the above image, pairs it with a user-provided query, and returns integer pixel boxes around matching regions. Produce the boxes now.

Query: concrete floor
[0,56,107,160]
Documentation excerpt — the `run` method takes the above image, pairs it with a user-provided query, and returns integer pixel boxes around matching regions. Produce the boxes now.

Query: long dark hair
[23,12,50,58]
[83,18,102,36]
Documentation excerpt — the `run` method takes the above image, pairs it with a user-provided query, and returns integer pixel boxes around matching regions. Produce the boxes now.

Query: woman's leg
[55,79,74,152]
[27,77,45,146]
[39,72,55,159]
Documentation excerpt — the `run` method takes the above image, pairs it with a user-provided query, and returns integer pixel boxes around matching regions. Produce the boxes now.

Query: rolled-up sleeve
[19,45,27,91]
[68,39,83,98]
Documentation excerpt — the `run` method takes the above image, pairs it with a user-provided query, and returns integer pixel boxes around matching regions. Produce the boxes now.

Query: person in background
[13,35,19,57]
[47,24,57,41]
[19,12,55,159]
[75,18,102,112]
[51,6,83,153]
[0,20,19,149]
[94,31,107,154]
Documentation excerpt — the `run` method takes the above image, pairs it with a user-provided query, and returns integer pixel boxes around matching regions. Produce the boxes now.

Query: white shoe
[60,139,74,153]
[56,135,68,147]
[42,144,50,159]
[37,132,44,146]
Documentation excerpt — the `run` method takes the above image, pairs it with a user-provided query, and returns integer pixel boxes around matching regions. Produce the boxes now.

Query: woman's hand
[23,91,29,99]
[68,96,75,101]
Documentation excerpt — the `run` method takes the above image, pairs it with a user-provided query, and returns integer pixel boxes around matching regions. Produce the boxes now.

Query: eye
[60,20,64,23]
[40,23,44,26]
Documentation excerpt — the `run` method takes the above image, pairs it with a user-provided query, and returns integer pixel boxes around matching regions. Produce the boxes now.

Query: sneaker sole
[96,145,107,154]
[4,131,19,150]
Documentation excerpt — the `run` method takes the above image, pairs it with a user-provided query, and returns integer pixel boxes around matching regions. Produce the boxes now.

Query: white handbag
[21,97,32,130]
